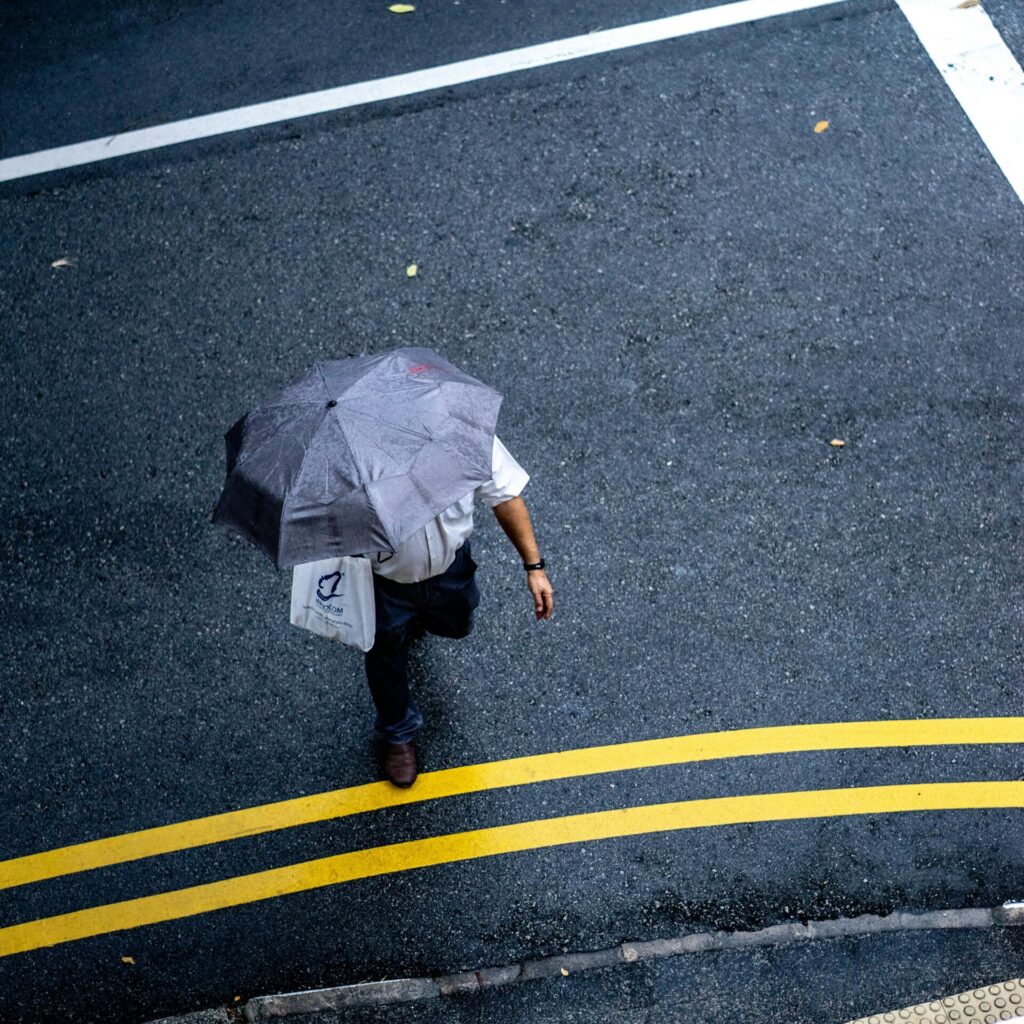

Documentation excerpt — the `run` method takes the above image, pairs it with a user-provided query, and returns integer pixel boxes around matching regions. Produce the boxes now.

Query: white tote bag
[290,556,376,652]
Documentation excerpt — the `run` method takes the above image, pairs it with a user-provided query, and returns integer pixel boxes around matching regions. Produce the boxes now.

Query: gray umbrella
[211,347,502,568]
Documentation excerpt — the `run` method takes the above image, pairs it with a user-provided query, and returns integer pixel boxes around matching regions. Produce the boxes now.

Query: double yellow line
[1,718,1022,958]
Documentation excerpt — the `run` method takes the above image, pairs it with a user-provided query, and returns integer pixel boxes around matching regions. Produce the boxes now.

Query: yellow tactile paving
[846,978,1024,1024]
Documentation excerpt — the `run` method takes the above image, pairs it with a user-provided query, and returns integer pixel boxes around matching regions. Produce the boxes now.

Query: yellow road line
[1,780,1021,958]
[2,718,1022,891]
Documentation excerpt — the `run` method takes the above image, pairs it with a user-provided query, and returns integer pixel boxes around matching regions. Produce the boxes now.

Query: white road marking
[896,0,1024,204]
[0,0,850,183]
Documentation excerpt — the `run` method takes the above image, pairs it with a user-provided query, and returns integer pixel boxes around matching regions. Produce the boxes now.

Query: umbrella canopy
[211,347,502,568]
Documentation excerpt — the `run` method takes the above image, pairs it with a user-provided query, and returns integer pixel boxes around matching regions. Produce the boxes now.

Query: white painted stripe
[0,0,849,183]
[897,0,1024,204]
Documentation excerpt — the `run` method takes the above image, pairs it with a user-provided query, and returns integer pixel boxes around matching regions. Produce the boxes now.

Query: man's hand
[527,569,554,621]
[491,495,554,622]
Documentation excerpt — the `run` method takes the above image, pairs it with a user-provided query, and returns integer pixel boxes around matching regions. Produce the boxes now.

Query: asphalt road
[1,1,1023,1022]
[0,0,859,157]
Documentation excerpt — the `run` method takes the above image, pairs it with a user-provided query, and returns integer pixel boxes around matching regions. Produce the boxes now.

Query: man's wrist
[523,558,545,572]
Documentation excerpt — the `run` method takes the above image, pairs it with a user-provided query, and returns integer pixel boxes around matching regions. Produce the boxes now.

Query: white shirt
[369,436,529,583]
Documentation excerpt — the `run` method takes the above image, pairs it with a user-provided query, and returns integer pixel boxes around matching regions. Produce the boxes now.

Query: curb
[145,902,1024,1023]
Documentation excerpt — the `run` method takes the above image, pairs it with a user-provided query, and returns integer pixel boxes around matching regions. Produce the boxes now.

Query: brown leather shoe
[381,741,418,788]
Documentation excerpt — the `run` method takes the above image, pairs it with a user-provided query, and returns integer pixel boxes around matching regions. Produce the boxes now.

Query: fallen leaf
[121,956,135,964]
[389,3,415,11]
[233,996,242,1003]
[50,257,75,268]
[830,438,846,447]
[957,0,980,8]
[560,967,570,976]
[814,120,830,134]
[406,263,418,277]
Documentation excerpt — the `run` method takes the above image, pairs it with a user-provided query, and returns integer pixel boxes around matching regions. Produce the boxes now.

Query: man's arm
[491,495,554,621]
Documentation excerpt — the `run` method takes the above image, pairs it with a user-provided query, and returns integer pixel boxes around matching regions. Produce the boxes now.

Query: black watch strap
[523,558,546,571]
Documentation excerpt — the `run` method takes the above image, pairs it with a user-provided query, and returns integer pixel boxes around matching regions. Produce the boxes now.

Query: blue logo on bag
[317,571,343,602]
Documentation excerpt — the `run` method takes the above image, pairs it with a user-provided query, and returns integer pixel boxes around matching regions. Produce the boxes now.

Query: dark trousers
[364,542,480,744]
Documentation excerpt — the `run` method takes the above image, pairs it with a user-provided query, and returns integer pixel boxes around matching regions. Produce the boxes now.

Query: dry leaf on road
[814,120,830,133]
[406,263,418,277]
[389,4,415,11]
[121,955,135,964]
[830,439,846,447]
[50,257,75,268]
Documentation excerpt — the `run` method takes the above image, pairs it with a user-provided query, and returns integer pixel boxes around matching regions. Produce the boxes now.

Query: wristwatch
[523,558,546,572]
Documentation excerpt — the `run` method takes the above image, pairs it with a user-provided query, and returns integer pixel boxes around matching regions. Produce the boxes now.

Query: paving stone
[437,972,480,996]
[519,948,623,980]
[245,979,438,1020]
[475,965,522,990]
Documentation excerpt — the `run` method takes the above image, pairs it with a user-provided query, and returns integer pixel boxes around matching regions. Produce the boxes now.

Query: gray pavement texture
[985,0,1024,74]
[269,928,1024,1024]
[1,0,1023,1022]
[232,909,1021,1022]
[5,0,1024,166]
[0,0,829,158]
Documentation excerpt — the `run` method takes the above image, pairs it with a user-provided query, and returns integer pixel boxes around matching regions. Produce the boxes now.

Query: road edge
[142,902,1024,1023]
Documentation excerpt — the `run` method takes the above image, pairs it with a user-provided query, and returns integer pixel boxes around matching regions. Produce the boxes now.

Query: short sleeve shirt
[369,436,529,583]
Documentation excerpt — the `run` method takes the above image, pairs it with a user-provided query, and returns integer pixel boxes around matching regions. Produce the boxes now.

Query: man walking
[365,435,553,787]
[211,348,544,789]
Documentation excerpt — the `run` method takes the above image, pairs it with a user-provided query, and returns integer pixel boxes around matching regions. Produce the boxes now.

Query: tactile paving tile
[845,979,1024,1024]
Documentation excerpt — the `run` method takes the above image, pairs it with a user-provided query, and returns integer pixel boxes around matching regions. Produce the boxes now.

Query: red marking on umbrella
[408,364,435,374]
